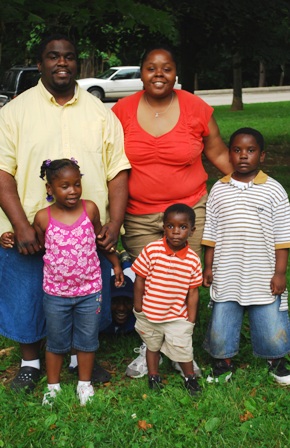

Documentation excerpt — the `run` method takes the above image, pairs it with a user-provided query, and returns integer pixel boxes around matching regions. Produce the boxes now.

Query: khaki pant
[122,194,207,260]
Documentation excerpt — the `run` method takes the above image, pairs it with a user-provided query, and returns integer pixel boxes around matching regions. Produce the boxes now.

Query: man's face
[111,296,133,325]
[37,39,78,97]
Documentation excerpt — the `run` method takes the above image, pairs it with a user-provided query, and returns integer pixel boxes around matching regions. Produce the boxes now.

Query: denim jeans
[203,297,290,359]
[44,292,102,353]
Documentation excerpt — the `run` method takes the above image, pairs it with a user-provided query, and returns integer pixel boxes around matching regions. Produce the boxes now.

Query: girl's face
[141,49,177,99]
[47,166,82,208]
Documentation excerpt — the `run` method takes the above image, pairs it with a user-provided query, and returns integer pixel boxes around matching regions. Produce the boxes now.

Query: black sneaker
[268,358,290,385]
[184,375,201,395]
[207,359,234,383]
[148,374,164,390]
[10,366,41,393]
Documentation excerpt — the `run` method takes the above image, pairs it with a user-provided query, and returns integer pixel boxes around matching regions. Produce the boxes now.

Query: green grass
[0,101,290,448]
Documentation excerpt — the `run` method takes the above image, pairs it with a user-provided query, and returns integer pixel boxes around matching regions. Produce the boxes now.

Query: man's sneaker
[184,375,201,395]
[148,374,164,390]
[42,387,61,406]
[10,366,41,393]
[125,343,163,378]
[77,383,95,406]
[172,360,202,378]
[207,359,234,383]
[268,358,290,385]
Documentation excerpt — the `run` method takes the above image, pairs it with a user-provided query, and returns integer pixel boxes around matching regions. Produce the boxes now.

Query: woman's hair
[140,44,177,69]
[163,203,196,227]
[40,158,81,183]
[229,127,264,151]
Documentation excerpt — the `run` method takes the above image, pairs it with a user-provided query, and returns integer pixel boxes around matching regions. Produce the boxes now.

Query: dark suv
[0,66,40,107]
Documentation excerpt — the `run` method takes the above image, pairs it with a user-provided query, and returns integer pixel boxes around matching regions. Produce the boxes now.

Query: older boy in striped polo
[202,127,290,384]
[132,203,202,395]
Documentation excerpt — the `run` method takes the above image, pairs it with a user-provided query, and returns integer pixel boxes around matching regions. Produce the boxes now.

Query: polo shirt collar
[38,79,79,106]
[163,236,189,259]
[220,170,268,185]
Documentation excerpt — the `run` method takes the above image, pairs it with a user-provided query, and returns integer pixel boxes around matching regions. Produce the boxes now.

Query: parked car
[77,66,182,100]
[0,66,40,107]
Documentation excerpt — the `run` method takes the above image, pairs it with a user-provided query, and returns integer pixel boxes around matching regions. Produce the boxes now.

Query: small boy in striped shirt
[132,203,203,395]
[202,127,290,385]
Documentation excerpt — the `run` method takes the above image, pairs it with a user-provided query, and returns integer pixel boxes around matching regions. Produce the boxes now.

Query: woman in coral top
[112,45,232,259]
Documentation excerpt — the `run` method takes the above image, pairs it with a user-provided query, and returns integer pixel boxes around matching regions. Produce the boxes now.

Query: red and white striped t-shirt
[132,237,203,322]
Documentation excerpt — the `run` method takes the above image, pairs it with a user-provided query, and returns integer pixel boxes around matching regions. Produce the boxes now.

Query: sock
[21,359,40,370]
[78,380,91,387]
[69,355,78,368]
[47,383,61,391]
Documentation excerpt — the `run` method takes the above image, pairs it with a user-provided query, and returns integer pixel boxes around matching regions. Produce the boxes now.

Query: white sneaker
[42,387,61,406]
[77,383,94,406]
[125,343,163,378]
[172,359,202,378]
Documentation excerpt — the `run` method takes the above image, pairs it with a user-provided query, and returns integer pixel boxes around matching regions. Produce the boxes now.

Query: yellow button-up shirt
[0,80,130,233]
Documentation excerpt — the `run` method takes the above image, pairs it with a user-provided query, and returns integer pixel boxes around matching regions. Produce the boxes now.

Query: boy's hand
[0,231,15,249]
[270,273,286,295]
[203,267,213,287]
[113,265,124,287]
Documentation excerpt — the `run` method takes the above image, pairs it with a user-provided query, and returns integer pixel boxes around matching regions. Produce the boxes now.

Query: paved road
[105,86,290,108]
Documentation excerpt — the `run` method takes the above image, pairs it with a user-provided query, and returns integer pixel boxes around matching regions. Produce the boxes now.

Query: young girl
[32,158,123,405]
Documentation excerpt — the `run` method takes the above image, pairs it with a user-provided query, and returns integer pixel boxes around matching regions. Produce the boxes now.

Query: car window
[18,72,40,92]
[97,68,118,79]
[112,69,138,80]
[0,70,18,91]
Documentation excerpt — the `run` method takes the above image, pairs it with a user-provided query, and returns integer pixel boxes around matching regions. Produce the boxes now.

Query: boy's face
[229,134,265,181]
[163,212,195,252]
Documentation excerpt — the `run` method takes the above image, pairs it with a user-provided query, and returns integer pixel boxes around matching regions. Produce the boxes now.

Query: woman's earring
[46,193,54,203]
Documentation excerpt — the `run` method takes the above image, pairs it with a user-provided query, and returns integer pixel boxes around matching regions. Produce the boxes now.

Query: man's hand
[14,223,41,255]
[97,222,119,252]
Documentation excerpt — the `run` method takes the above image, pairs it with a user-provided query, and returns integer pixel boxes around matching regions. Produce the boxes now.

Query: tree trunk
[279,64,285,86]
[231,51,243,111]
[258,60,266,87]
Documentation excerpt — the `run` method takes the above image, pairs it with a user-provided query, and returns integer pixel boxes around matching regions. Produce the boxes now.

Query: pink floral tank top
[43,200,102,297]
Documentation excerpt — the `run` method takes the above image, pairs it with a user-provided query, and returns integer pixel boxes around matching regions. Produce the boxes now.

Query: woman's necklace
[144,92,174,118]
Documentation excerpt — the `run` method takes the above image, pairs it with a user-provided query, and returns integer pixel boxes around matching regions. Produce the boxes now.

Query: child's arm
[203,246,214,287]
[0,231,15,249]
[106,252,124,287]
[32,210,47,249]
[134,274,145,312]
[186,287,199,323]
[271,248,289,295]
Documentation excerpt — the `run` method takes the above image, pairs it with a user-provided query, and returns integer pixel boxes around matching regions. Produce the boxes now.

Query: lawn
[0,101,290,448]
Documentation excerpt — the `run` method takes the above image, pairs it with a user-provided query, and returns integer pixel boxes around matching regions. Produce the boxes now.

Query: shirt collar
[163,236,189,259]
[38,79,79,106]
[220,170,268,185]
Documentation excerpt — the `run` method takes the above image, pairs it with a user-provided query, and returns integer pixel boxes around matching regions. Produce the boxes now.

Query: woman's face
[141,49,177,98]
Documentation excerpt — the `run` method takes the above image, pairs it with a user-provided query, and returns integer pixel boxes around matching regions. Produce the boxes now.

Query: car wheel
[88,87,104,100]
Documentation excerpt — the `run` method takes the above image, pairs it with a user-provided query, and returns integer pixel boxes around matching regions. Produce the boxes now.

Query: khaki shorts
[134,310,195,363]
[122,194,207,260]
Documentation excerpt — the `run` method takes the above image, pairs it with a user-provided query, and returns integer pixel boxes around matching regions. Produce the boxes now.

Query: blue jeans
[44,292,102,353]
[203,298,290,359]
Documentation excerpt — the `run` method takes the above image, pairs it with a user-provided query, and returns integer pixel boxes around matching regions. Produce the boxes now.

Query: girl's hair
[163,203,196,227]
[40,158,81,183]
[229,127,264,151]
[140,44,177,69]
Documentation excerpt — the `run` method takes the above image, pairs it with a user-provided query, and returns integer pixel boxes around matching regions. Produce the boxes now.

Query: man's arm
[203,116,233,175]
[0,170,40,254]
[97,170,128,251]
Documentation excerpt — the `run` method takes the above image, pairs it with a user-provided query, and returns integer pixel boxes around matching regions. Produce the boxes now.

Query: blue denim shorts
[43,292,102,353]
[203,297,290,359]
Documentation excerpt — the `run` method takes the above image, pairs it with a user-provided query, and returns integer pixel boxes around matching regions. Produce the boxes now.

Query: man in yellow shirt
[0,34,130,392]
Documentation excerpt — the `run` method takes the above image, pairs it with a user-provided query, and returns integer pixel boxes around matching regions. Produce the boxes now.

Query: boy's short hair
[163,203,196,227]
[229,127,264,151]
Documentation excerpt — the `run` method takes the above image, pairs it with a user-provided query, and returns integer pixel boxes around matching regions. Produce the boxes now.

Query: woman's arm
[203,116,233,175]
